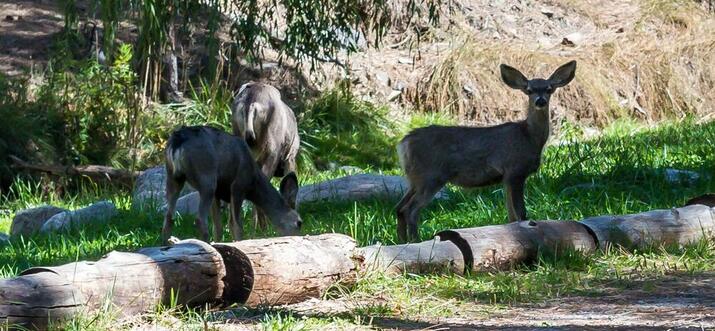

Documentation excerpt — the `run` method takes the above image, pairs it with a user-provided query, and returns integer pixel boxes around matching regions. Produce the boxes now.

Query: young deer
[161,126,302,243]
[231,82,301,228]
[396,61,577,242]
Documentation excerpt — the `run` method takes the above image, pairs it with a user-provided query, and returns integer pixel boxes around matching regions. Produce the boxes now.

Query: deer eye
[525,87,534,95]
[546,86,554,93]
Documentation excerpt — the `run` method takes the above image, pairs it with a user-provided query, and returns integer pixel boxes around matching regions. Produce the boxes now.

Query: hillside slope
[1,0,714,130]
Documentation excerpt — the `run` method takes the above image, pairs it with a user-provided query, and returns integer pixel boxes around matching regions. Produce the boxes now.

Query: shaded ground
[194,273,715,330]
[0,0,65,76]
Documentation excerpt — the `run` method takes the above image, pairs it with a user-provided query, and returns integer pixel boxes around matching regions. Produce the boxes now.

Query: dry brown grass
[394,0,715,129]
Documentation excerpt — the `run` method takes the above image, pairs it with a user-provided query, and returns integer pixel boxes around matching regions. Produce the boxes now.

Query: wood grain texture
[0,239,225,330]
[214,234,358,307]
[437,221,596,272]
[357,239,465,274]
[579,204,715,249]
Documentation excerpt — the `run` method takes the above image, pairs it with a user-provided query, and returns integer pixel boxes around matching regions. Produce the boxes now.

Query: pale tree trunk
[161,14,183,103]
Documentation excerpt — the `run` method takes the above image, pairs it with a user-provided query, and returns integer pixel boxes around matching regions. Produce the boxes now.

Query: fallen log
[9,155,140,186]
[357,238,465,274]
[685,193,715,207]
[0,239,225,330]
[579,204,715,249]
[437,221,597,272]
[214,234,358,307]
[3,205,715,330]
[297,174,448,204]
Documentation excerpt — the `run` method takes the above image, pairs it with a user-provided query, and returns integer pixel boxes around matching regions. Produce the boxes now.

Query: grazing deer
[396,61,577,242]
[231,82,301,228]
[162,126,301,243]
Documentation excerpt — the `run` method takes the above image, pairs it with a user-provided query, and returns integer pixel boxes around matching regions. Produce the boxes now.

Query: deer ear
[500,64,529,90]
[548,60,577,88]
[280,172,299,209]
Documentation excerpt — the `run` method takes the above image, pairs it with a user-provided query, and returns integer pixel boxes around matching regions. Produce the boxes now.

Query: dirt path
[0,0,65,76]
[207,273,715,330]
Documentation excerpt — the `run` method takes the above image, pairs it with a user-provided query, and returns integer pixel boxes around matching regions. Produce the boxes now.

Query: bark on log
[297,174,448,204]
[213,234,358,307]
[357,239,465,274]
[579,204,715,249]
[437,221,597,272]
[9,155,140,186]
[0,239,225,330]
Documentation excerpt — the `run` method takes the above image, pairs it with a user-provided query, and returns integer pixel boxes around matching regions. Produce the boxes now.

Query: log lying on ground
[3,206,715,329]
[437,220,597,272]
[297,174,448,204]
[214,234,358,307]
[579,204,715,249]
[0,234,358,330]
[0,239,225,330]
[9,155,140,186]
[357,238,465,274]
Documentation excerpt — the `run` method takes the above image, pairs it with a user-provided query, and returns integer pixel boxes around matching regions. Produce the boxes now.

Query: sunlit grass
[2,118,715,328]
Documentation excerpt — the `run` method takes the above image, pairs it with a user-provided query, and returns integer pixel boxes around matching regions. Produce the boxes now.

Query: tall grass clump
[298,82,400,172]
[36,44,140,167]
[0,75,54,189]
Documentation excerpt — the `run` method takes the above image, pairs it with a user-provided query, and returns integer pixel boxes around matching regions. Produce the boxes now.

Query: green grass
[2,117,715,328]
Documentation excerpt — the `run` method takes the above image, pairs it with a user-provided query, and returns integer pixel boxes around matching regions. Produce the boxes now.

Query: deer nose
[535,97,547,107]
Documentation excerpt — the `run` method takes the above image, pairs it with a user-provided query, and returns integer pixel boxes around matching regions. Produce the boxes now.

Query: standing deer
[162,126,301,243]
[231,82,301,228]
[396,61,577,242]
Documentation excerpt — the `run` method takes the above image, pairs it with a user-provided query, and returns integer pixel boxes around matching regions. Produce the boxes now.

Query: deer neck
[250,172,289,219]
[525,105,551,148]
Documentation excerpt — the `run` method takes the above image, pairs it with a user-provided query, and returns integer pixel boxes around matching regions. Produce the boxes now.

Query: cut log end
[212,244,253,305]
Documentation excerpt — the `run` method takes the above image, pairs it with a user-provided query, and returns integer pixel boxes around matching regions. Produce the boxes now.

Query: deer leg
[195,189,215,242]
[253,155,279,230]
[504,176,527,222]
[403,180,444,242]
[396,188,416,243]
[162,175,184,244]
[229,183,246,241]
[210,199,222,242]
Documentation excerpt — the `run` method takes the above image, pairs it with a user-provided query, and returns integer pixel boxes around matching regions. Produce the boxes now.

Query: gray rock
[159,191,200,216]
[664,169,700,184]
[375,72,391,87]
[397,57,414,65]
[0,232,8,245]
[298,174,448,204]
[132,166,194,210]
[41,201,118,233]
[10,205,67,236]
[338,165,363,173]
[561,32,583,46]
[388,90,402,102]
[392,80,407,91]
[541,7,555,18]
[463,84,476,96]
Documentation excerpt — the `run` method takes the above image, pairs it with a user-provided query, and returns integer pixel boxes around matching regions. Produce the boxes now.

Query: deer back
[231,82,300,163]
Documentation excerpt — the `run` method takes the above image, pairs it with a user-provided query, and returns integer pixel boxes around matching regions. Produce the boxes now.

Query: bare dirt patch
[0,0,65,76]
[204,272,715,330]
